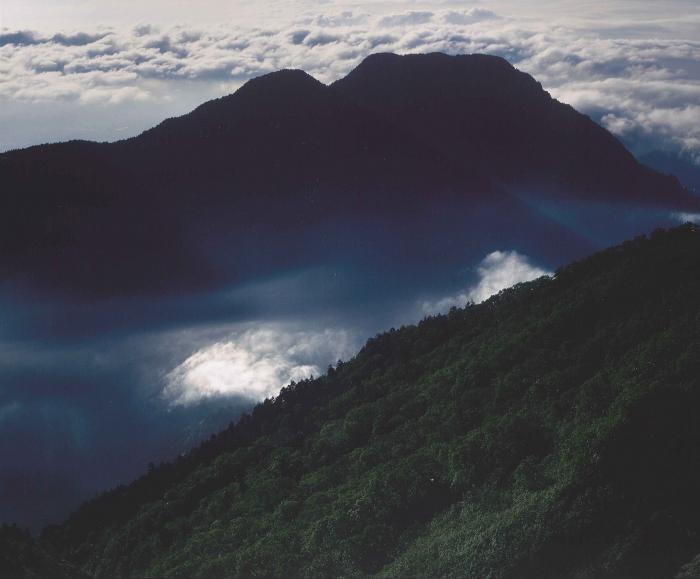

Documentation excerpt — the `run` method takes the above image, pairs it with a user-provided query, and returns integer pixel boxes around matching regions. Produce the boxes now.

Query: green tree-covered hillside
[41,225,700,577]
[0,525,86,578]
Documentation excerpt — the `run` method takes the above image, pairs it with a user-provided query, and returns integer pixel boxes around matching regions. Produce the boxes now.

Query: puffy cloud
[422,251,551,315]
[51,32,109,46]
[0,4,698,156]
[379,11,434,27]
[0,31,40,46]
[0,30,107,47]
[163,325,358,406]
[442,9,500,25]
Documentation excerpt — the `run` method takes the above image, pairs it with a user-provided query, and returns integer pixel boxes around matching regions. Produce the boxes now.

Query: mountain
[0,53,694,297]
[640,150,700,194]
[0,68,460,296]
[332,53,685,203]
[33,224,700,577]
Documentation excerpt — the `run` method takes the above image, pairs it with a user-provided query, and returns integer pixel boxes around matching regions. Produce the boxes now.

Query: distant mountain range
[0,52,694,298]
[12,224,700,578]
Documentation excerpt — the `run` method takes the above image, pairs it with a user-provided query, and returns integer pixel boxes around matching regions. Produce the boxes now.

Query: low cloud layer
[422,250,551,315]
[1,3,699,157]
[673,212,700,224]
[163,325,358,406]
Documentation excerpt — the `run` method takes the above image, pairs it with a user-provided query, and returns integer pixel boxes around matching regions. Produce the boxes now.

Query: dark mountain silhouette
[640,149,700,194]
[333,53,684,203]
[0,53,694,297]
[0,68,462,296]
[125,68,465,201]
[18,224,700,577]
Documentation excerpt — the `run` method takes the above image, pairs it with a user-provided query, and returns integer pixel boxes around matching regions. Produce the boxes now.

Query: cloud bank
[422,250,551,315]
[163,325,358,406]
[1,4,699,157]
[672,212,700,224]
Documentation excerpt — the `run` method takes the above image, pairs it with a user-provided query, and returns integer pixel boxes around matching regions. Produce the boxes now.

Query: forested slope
[43,225,700,578]
[0,525,85,578]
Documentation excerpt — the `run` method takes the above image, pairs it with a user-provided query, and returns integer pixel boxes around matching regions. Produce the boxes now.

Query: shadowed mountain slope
[36,224,700,578]
[0,68,462,296]
[0,53,694,297]
[333,53,687,204]
[641,149,700,194]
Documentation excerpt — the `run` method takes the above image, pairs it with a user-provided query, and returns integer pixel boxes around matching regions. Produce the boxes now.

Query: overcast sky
[1,0,699,157]
[3,1,699,30]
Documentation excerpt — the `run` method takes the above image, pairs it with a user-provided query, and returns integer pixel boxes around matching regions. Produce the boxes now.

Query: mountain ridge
[333,52,683,204]
[0,52,695,298]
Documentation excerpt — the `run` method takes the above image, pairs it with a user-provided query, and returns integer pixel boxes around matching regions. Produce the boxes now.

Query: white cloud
[422,250,551,315]
[379,11,434,27]
[442,9,500,25]
[163,325,357,406]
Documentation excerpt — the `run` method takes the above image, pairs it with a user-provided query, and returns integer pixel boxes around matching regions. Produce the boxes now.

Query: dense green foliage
[41,225,700,577]
[0,524,85,578]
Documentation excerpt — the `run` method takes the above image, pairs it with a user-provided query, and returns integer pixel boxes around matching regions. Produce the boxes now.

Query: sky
[1,0,700,531]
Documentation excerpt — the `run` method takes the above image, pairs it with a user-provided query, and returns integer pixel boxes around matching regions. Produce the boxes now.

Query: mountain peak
[333,52,689,205]
[135,67,330,147]
[353,51,516,72]
[234,68,325,99]
[0,52,695,299]
[192,68,327,118]
[335,52,543,103]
